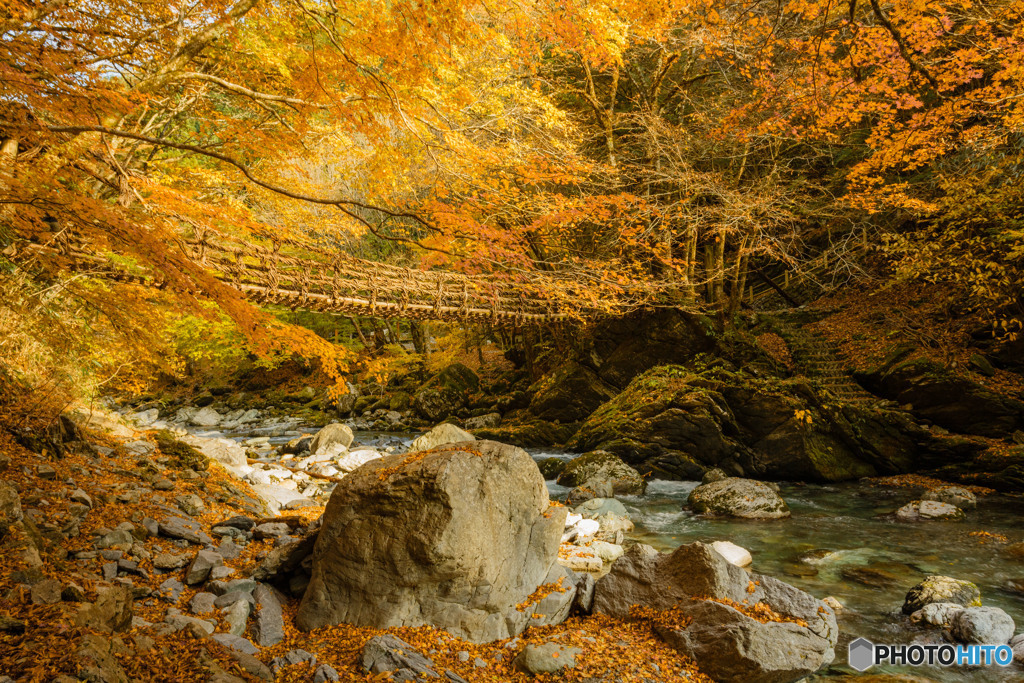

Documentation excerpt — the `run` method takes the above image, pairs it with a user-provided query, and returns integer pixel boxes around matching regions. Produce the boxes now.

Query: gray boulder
[903,576,981,614]
[253,583,285,647]
[191,406,222,427]
[556,450,646,495]
[296,440,570,642]
[688,478,790,519]
[951,606,1015,644]
[309,423,354,455]
[593,542,836,682]
[513,643,582,674]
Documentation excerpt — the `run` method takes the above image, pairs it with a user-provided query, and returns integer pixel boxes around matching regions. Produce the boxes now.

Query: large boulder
[309,423,354,455]
[688,478,791,519]
[528,362,618,423]
[412,364,479,422]
[856,358,1024,438]
[556,451,646,495]
[296,440,572,642]
[951,607,1015,645]
[406,423,475,453]
[593,542,837,682]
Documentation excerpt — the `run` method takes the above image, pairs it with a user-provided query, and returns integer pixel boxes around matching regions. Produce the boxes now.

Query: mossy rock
[389,392,413,412]
[537,457,568,480]
[556,450,646,495]
[154,431,209,471]
[687,478,790,519]
[472,420,579,448]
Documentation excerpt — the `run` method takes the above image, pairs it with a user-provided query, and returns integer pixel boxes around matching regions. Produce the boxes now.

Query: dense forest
[1,0,1024,681]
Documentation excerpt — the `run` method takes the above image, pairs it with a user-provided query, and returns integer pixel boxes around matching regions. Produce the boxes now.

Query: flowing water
[197,422,1024,681]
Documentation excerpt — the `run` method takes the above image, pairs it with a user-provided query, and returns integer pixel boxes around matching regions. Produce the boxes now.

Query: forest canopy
[1,0,1022,398]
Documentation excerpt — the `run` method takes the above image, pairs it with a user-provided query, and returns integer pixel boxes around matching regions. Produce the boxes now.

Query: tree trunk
[410,321,429,355]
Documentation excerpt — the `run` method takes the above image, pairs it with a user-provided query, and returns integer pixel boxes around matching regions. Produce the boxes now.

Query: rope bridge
[6,229,644,324]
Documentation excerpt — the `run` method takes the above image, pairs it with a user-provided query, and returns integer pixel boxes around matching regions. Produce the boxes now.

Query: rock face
[902,575,981,614]
[555,451,646,495]
[856,358,1024,437]
[406,423,475,453]
[412,363,479,421]
[309,423,354,455]
[568,365,933,481]
[593,542,837,683]
[528,362,618,423]
[296,440,570,643]
[688,478,790,519]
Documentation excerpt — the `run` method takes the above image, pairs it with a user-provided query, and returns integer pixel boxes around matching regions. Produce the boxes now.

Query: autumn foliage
[1,0,1021,397]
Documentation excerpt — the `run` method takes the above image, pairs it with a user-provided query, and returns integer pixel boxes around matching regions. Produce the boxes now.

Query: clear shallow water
[194,430,1024,680]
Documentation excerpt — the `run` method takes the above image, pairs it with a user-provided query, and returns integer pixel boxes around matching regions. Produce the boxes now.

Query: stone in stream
[556,450,646,495]
[309,423,354,455]
[296,440,571,643]
[405,423,474,453]
[902,575,981,614]
[922,485,977,510]
[910,602,964,627]
[592,542,837,683]
[687,477,791,519]
[1011,634,1024,665]
[894,500,965,522]
[950,606,1015,644]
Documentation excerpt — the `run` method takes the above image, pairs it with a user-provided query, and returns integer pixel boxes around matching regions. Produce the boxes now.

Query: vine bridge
[7,229,647,324]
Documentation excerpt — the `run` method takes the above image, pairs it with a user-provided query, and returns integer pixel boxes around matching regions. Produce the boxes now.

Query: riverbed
[196,422,1024,681]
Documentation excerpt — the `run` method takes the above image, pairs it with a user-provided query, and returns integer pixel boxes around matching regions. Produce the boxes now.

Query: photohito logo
[848,637,1014,671]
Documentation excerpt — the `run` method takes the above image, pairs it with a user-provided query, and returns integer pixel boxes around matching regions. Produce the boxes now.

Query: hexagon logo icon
[848,637,875,672]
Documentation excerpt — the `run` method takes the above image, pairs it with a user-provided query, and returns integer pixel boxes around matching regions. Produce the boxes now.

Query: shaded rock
[309,423,354,455]
[185,550,224,585]
[513,643,581,674]
[903,576,981,614]
[222,599,250,636]
[313,664,340,682]
[76,634,128,683]
[537,457,567,480]
[556,450,646,495]
[250,532,318,582]
[155,577,185,602]
[153,553,189,570]
[921,486,977,510]
[74,586,133,633]
[253,583,285,647]
[406,423,475,453]
[0,482,23,534]
[159,516,212,545]
[70,488,93,508]
[465,413,501,430]
[253,522,289,539]
[297,440,568,643]
[951,606,1015,644]
[529,362,618,423]
[688,478,790,519]
[894,500,964,522]
[30,578,62,604]
[96,529,133,550]
[164,611,215,635]
[413,363,479,421]
[702,467,729,484]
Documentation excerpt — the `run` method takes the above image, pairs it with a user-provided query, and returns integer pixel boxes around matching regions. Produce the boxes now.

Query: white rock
[174,407,197,424]
[190,407,223,427]
[131,408,159,426]
[297,446,342,469]
[250,484,310,515]
[557,545,602,572]
[406,423,475,453]
[590,541,624,563]
[335,449,382,473]
[711,540,752,568]
[574,519,600,545]
[564,513,583,528]
[181,435,248,470]
[310,423,354,455]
